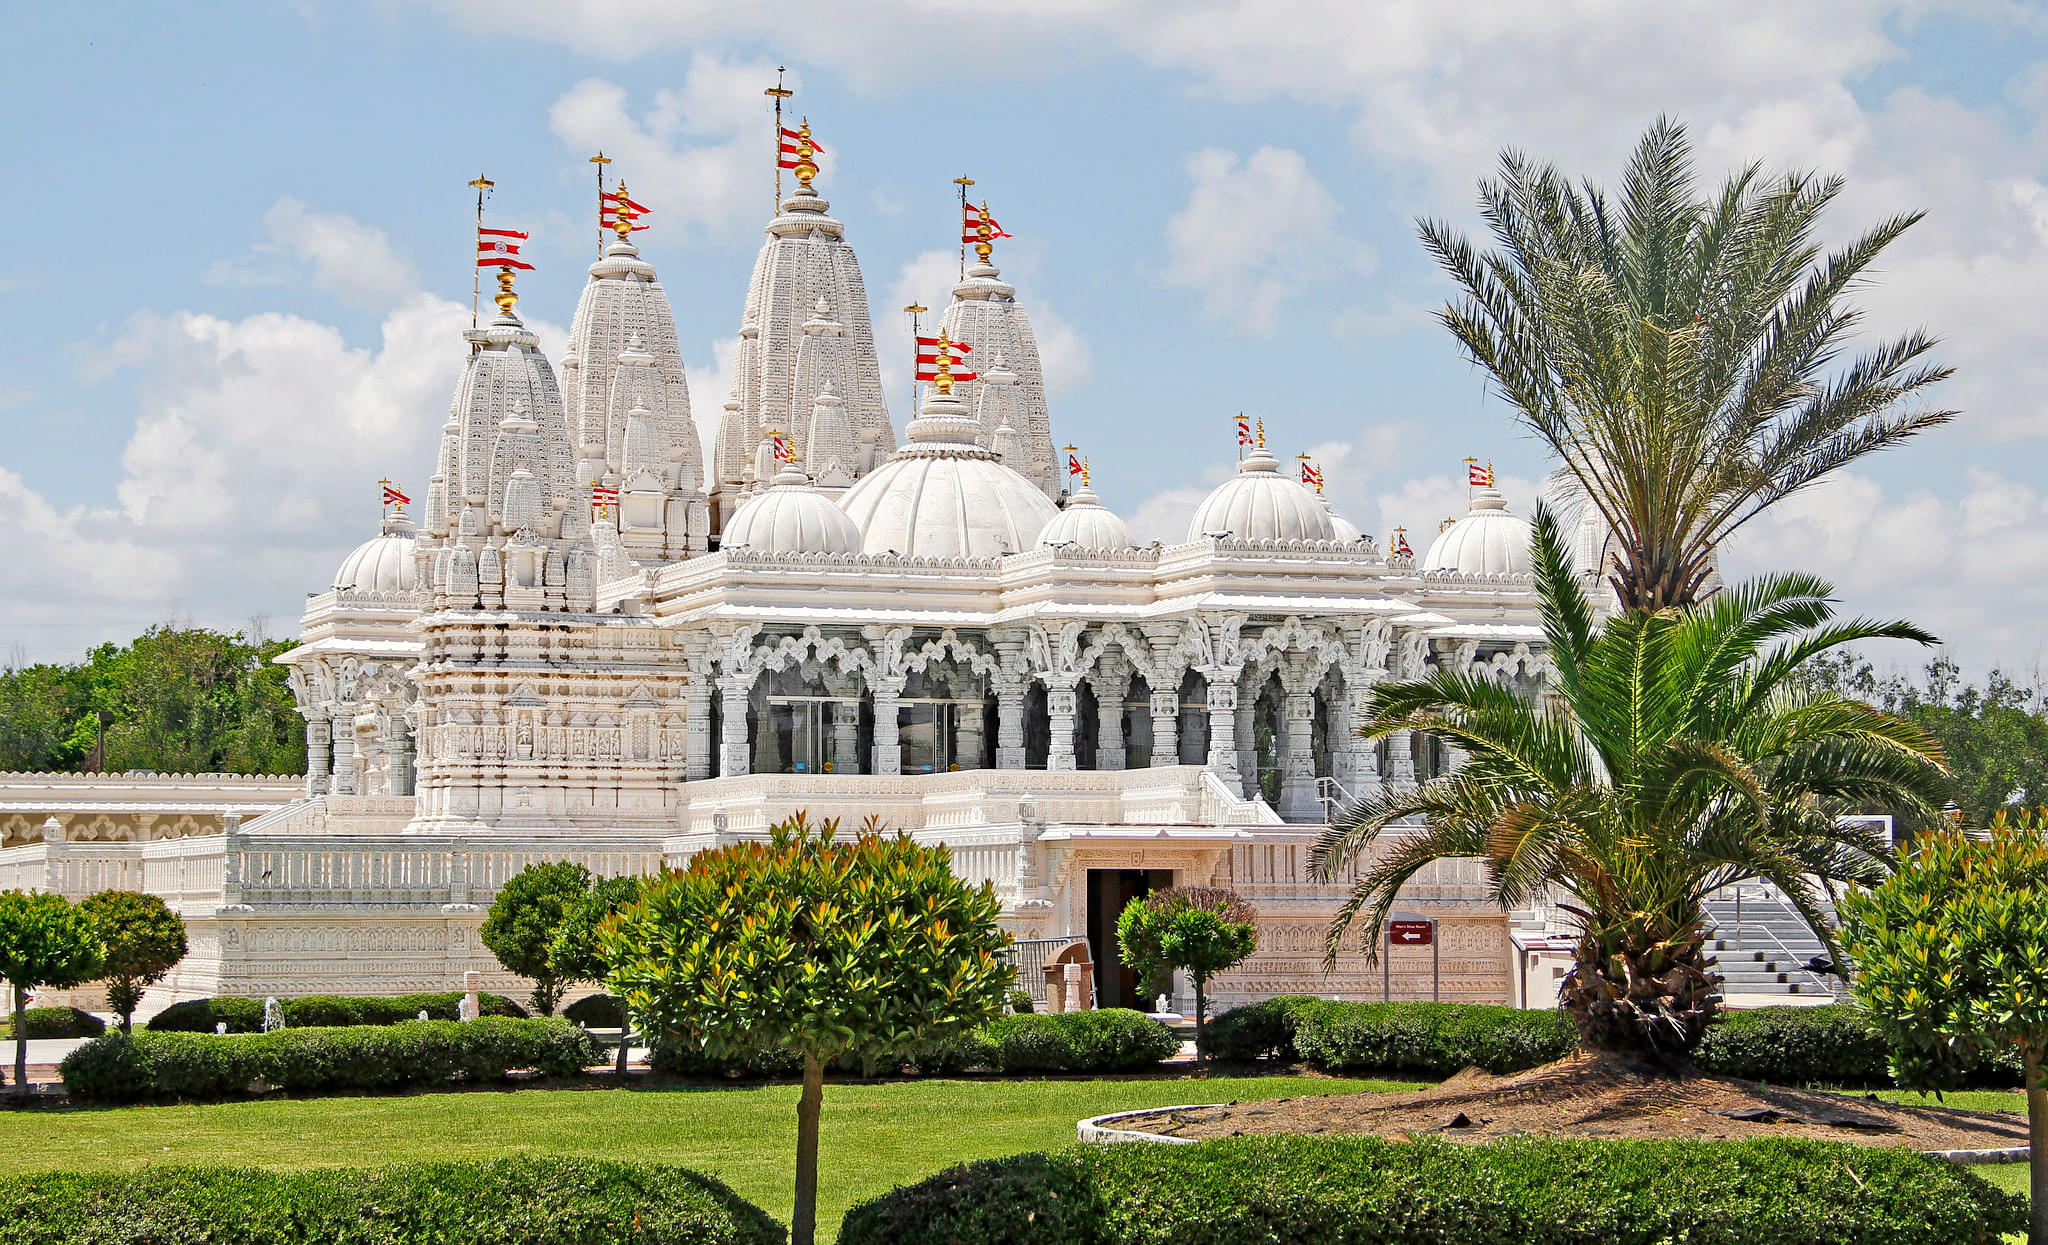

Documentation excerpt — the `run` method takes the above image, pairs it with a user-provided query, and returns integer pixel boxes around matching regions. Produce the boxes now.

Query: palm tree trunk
[792,1051,824,1245]
[2025,1045,2045,1245]
[1561,933,1717,1058]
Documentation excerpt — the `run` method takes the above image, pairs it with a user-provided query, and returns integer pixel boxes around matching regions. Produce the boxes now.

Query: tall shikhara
[936,242,1060,500]
[712,179,893,530]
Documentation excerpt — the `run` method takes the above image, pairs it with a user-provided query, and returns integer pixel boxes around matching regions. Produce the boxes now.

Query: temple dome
[839,389,1058,558]
[1423,485,1533,576]
[721,464,863,555]
[334,511,418,592]
[1186,446,1335,543]
[1038,482,1136,550]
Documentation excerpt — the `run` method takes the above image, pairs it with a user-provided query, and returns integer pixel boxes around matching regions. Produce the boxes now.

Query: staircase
[1704,885,1837,1000]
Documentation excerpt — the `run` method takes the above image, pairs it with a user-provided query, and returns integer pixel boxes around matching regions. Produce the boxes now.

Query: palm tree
[1421,117,1954,613]
[1310,510,1949,1057]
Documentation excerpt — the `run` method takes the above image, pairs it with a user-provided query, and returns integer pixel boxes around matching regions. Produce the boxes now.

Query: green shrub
[978,1010,1179,1073]
[1197,995,1322,1062]
[1694,1003,2024,1088]
[1288,1001,1576,1076]
[60,1017,600,1103]
[1005,988,1035,1015]
[839,1135,2025,1244]
[146,992,525,1033]
[564,993,627,1030]
[0,1156,782,1244]
[12,1007,105,1040]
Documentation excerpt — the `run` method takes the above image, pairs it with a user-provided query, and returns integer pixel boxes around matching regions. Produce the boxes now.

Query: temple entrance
[1086,868,1174,1010]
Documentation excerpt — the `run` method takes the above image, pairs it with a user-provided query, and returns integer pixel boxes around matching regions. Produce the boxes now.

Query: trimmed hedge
[839,1134,2026,1244]
[0,1156,783,1244]
[564,993,628,1030]
[651,1009,1179,1079]
[147,992,527,1033]
[60,1017,601,1102]
[11,1007,105,1040]
[1200,998,1574,1076]
[1695,1004,2026,1088]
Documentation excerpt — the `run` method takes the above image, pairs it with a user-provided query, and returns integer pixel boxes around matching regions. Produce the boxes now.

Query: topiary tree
[1841,809,2048,1245]
[0,890,105,1096]
[480,861,594,1016]
[1115,886,1258,1058]
[548,873,644,1073]
[602,812,1013,1245]
[77,890,187,1033]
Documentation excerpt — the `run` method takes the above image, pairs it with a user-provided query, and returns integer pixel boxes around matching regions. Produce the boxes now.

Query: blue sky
[4,1,2047,680]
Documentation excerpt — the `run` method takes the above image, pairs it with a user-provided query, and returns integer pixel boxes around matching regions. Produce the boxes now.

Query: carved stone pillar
[386,712,414,797]
[1387,728,1417,786]
[1046,682,1079,772]
[872,684,903,776]
[306,717,332,797]
[1205,675,1240,786]
[995,679,1027,770]
[683,682,713,781]
[1149,690,1180,767]
[1280,686,1319,822]
[1234,675,1258,797]
[1090,667,1130,771]
[831,700,860,774]
[328,714,356,796]
[717,673,751,777]
[1339,677,1379,796]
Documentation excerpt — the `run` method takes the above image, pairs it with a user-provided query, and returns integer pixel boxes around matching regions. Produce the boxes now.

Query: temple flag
[1468,460,1493,487]
[780,125,824,153]
[477,228,534,269]
[961,202,1012,244]
[773,434,793,463]
[914,335,976,382]
[1236,414,1253,448]
[381,481,410,506]
[1068,454,1083,477]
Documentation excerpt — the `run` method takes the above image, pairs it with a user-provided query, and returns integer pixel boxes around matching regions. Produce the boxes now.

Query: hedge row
[1199,997,1575,1075]
[653,1009,1179,1079]
[60,1017,601,1102]
[839,1134,2025,1244]
[0,1156,783,1244]
[1199,998,2028,1087]
[10,1007,104,1040]
[147,992,527,1033]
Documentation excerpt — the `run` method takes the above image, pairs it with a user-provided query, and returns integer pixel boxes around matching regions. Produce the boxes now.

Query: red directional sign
[1388,920,1435,947]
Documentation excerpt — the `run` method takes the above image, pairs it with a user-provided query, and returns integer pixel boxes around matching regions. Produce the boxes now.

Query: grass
[0,1073,1418,1241]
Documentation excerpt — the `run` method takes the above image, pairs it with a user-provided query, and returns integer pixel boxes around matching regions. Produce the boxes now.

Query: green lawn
[0,1074,1417,1241]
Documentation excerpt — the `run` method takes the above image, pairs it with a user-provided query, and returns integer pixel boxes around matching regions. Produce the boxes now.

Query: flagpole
[467,174,494,330]
[952,176,975,280]
[590,151,612,258]
[766,68,793,211]
[903,303,927,415]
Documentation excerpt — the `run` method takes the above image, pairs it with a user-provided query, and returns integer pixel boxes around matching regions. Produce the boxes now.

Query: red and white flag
[591,484,619,508]
[1236,414,1253,449]
[381,481,411,506]
[780,126,825,153]
[477,227,534,270]
[1300,462,1323,489]
[601,191,651,232]
[773,434,793,463]
[1467,460,1493,488]
[1394,532,1413,558]
[778,126,824,170]
[1067,453,1083,478]
[961,202,1013,245]
[914,335,976,382]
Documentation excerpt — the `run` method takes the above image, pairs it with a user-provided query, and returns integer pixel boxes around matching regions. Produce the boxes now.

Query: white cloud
[206,198,418,309]
[548,57,819,243]
[1164,147,1374,334]
[1027,305,1093,394]
[1128,484,1213,545]
[686,334,742,475]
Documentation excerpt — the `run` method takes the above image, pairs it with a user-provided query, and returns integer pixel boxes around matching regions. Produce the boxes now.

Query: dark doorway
[1086,868,1174,1010]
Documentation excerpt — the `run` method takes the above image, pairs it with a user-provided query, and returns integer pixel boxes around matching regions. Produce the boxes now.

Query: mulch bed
[1114,1051,2030,1152]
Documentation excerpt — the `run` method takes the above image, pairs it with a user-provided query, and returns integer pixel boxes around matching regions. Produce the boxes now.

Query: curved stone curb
[1077,1109,2032,1164]
[1076,1105,1218,1145]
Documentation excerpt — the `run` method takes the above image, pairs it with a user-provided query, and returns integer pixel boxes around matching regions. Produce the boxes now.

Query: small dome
[1423,485,1533,576]
[1187,446,1335,543]
[1321,495,1364,543]
[839,389,1059,558]
[1039,482,1136,550]
[334,511,418,592]
[721,464,864,555]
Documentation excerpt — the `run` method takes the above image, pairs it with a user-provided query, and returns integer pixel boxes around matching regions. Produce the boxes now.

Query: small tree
[1841,810,2048,1245]
[1116,886,1258,1057]
[548,874,644,1073]
[479,860,593,1015]
[0,891,105,1096]
[603,813,1013,1245]
[77,890,187,1033]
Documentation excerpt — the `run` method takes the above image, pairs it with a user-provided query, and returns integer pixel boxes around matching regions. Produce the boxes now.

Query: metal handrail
[1710,885,1836,995]
[1314,775,1356,825]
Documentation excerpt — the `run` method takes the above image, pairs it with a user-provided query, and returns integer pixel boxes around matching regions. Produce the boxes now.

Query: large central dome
[1187,445,1335,543]
[838,389,1058,558]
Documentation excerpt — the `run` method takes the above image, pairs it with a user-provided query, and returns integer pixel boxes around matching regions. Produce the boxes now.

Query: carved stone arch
[1093,622,1158,682]
[901,629,1002,680]
[755,625,879,683]
[1239,616,1346,675]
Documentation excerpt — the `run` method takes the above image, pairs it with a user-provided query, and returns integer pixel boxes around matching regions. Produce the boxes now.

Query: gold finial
[934,330,957,394]
[974,200,996,263]
[494,266,518,315]
[794,116,818,189]
[1255,419,1266,449]
[1081,456,1092,487]
[612,180,636,240]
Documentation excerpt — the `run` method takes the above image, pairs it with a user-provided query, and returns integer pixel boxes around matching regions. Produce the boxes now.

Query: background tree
[77,890,187,1033]
[1422,116,1951,612]
[1313,509,1949,1058]
[1115,886,1257,1056]
[0,891,104,1095]
[1840,809,2048,1244]
[480,860,594,1016]
[548,873,644,1073]
[603,813,1013,1245]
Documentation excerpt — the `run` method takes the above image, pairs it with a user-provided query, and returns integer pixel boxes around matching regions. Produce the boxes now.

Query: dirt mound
[1119,1051,2027,1152]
